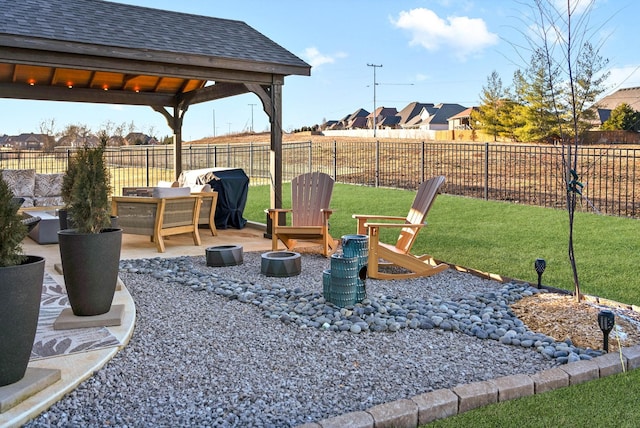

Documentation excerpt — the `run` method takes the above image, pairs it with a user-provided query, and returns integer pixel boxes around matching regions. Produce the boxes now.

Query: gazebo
[0,0,311,217]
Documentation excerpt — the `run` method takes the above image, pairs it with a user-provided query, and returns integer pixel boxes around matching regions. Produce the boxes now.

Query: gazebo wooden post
[172,104,185,181]
[269,83,284,238]
[152,104,186,181]
[246,81,284,237]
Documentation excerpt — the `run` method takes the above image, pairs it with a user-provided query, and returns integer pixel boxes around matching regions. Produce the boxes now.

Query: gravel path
[25,252,595,427]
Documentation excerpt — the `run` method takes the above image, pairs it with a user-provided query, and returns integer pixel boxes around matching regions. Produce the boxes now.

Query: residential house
[125,132,157,145]
[590,86,640,128]
[448,107,479,130]
[3,133,47,149]
[397,102,435,127]
[321,102,469,133]
[368,107,398,129]
[403,103,467,131]
[57,134,100,147]
[320,120,339,130]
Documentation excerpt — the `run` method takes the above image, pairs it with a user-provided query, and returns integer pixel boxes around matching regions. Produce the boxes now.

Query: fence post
[375,140,380,187]
[484,142,489,200]
[308,141,312,173]
[145,147,150,186]
[333,140,337,181]
[227,143,231,167]
[247,142,252,179]
[421,141,426,184]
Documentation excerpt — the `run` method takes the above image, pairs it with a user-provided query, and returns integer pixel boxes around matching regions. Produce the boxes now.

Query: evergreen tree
[471,71,506,142]
[602,103,640,131]
[571,42,610,137]
[514,49,559,143]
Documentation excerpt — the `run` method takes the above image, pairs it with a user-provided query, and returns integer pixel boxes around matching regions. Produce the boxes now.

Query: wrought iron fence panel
[2,141,639,217]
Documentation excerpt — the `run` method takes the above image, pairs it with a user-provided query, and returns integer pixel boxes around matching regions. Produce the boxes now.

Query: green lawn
[245,183,640,305]
[244,183,640,427]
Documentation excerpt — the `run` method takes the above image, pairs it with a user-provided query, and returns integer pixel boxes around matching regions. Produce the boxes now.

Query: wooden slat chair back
[395,176,445,254]
[353,175,448,279]
[111,195,202,253]
[291,172,334,227]
[267,171,337,257]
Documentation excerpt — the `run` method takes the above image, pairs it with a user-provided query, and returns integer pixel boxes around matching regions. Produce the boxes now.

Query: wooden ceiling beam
[179,82,250,106]
[0,82,176,106]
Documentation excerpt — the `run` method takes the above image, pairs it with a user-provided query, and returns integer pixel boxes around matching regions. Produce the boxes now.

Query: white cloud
[301,47,347,68]
[390,8,498,61]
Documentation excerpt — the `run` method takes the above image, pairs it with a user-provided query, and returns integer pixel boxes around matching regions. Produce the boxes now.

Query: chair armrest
[266,208,293,213]
[353,213,406,233]
[353,214,406,221]
[363,222,426,230]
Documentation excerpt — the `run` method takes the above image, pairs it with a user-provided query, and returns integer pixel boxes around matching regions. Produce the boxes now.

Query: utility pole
[248,103,256,133]
[367,63,382,137]
[212,109,216,137]
[227,122,232,135]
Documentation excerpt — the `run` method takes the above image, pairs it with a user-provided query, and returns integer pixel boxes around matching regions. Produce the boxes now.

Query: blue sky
[2,0,639,141]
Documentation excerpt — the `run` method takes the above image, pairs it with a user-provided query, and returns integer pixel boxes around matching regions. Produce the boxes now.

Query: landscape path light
[534,258,546,288]
[597,310,615,352]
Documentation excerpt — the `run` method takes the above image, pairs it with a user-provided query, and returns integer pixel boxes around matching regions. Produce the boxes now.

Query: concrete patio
[0,222,275,427]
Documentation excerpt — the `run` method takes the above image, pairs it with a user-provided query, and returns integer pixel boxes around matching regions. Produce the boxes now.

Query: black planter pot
[57,208,69,230]
[0,255,45,386]
[58,228,122,316]
[58,209,117,230]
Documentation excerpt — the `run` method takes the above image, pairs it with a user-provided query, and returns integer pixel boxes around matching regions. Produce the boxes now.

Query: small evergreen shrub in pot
[0,172,45,386]
[58,135,122,316]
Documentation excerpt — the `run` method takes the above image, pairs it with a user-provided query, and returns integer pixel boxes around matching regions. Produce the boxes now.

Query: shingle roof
[595,87,640,112]
[427,103,467,124]
[397,102,434,125]
[0,0,309,70]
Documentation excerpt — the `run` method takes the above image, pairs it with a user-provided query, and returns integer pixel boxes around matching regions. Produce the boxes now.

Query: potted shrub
[58,150,79,230]
[58,134,122,316]
[0,172,45,386]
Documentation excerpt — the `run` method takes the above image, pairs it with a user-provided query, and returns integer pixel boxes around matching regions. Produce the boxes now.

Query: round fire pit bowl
[206,245,244,267]
[261,251,301,277]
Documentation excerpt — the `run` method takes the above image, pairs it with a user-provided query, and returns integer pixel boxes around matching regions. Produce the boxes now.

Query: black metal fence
[2,141,638,218]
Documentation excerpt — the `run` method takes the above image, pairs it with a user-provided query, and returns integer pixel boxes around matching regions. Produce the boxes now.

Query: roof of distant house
[448,107,479,120]
[595,87,640,112]
[426,103,467,125]
[397,102,435,125]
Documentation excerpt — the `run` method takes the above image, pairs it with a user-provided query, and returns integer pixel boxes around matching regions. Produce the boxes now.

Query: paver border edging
[304,344,640,427]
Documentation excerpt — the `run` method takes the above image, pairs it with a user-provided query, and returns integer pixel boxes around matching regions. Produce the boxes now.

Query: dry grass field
[189,132,640,218]
[190,131,427,145]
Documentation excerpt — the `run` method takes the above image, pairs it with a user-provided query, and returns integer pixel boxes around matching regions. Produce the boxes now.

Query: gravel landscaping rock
[25,252,604,427]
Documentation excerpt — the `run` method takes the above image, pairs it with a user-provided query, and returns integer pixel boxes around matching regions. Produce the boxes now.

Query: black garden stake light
[597,310,615,352]
[534,258,546,289]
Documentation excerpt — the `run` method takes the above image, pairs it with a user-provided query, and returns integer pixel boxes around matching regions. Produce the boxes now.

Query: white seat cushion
[152,186,191,198]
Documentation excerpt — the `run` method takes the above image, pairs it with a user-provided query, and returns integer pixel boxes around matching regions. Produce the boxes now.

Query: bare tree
[38,118,57,150]
[526,0,610,301]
